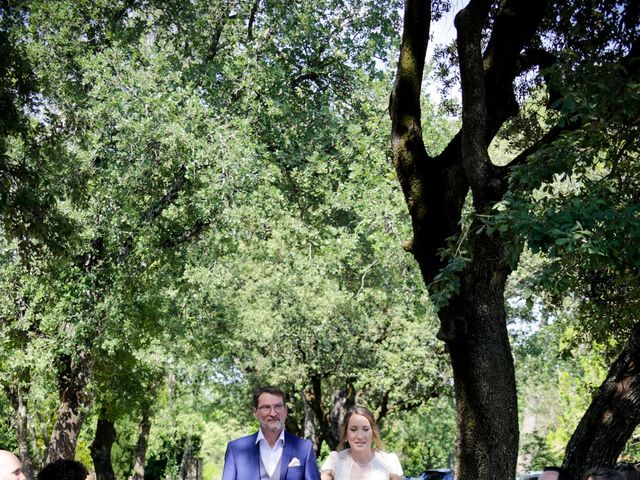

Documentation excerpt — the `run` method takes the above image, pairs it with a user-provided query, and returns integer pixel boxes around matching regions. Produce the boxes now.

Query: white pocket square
[287,457,301,467]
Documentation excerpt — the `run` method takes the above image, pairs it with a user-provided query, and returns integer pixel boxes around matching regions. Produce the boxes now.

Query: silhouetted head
[583,467,625,480]
[37,460,89,480]
[615,462,640,480]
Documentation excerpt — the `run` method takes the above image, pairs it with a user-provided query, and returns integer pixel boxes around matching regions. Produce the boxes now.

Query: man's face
[0,452,26,480]
[540,471,560,480]
[253,392,287,434]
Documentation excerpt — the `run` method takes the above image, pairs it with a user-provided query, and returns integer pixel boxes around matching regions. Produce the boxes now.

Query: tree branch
[144,164,187,223]
[455,0,493,203]
[205,2,232,62]
[247,0,260,42]
[161,218,211,249]
[483,0,550,135]
[303,376,331,450]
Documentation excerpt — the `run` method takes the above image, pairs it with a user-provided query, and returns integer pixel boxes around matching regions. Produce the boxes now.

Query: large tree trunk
[90,412,117,480]
[390,1,547,479]
[45,354,92,462]
[442,231,518,480]
[562,321,640,479]
[130,408,151,480]
[391,1,640,479]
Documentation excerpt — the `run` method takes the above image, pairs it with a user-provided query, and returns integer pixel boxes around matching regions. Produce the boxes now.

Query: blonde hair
[337,406,383,451]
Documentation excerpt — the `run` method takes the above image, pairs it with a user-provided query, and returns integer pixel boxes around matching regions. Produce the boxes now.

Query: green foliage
[199,412,251,478]
[514,318,611,470]
[0,394,18,451]
[181,70,454,436]
[384,397,456,475]
[1,0,454,473]
[8,1,638,479]
[621,428,640,461]
[489,36,640,354]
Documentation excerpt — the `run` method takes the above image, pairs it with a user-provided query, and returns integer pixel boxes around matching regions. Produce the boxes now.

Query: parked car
[405,469,454,480]
[406,469,543,480]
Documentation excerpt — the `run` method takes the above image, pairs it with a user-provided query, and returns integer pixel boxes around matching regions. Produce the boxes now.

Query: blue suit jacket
[221,430,320,480]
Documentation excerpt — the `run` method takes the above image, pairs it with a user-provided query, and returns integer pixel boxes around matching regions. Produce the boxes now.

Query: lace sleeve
[320,451,338,473]
[380,452,403,475]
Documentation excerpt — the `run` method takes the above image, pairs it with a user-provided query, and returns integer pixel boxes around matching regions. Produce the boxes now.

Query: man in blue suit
[222,386,321,480]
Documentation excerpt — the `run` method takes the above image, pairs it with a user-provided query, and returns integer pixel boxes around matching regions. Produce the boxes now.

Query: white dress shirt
[256,429,286,477]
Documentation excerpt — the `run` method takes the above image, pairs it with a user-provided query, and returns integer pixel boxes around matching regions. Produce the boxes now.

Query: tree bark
[327,388,355,450]
[130,408,151,480]
[45,354,92,463]
[6,380,35,480]
[179,439,201,480]
[443,229,518,480]
[90,412,117,480]
[562,321,640,479]
[303,393,321,455]
[390,1,548,479]
[303,379,355,452]
[390,0,640,473]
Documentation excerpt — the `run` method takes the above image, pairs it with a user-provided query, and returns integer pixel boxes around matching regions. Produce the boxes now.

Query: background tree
[0,0,257,466]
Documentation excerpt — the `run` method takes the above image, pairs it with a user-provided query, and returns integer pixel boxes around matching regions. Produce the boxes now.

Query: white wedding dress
[320,449,403,480]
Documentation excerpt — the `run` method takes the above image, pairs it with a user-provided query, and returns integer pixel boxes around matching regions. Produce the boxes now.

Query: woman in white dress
[320,406,403,480]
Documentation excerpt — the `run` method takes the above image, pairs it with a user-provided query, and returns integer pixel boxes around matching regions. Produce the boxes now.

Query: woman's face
[346,413,374,452]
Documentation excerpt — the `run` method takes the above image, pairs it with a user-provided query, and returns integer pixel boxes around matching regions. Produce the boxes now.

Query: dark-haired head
[252,386,286,408]
[614,462,640,480]
[583,467,625,480]
[37,460,89,480]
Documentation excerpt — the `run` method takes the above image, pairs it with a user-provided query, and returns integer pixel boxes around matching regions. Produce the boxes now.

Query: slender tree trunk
[303,394,321,455]
[6,381,35,480]
[518,395,540,472]
[562,321,640,479]
[179,439,201,480]
[15,388,34,479]
[7,263,36,477]
[90,412,117,480]
[35,411,51,455]
[303,379,355,452]
[130,409,151,480]
[327,388,355,450]
[45,354,92,462]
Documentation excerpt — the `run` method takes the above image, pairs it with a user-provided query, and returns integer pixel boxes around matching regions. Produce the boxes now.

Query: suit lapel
[279,431,292,480]
[250,434,261,480]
